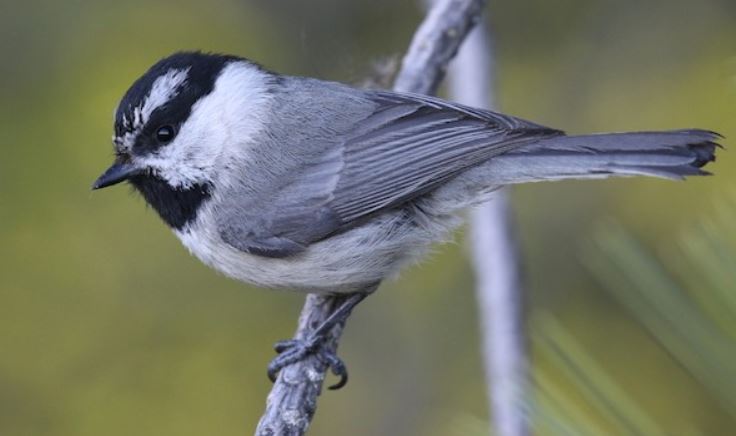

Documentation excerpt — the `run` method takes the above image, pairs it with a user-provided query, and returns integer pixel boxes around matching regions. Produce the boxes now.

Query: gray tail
[486,129,721,184]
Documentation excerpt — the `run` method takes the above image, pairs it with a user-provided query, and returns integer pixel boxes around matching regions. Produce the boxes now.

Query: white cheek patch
[136,62,275,189]
[133,148,208,189]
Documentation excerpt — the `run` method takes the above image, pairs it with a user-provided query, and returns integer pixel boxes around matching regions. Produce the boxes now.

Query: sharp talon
[267,365,278,383]
[265,292,370,388]
[267,344,307,383]
[319,349,349,390]
[328,371,348,390]
[273,339,298,353]
[267,338,351,389]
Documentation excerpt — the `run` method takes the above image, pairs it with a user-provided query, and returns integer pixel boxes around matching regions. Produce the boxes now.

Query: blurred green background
[1,0,735,435]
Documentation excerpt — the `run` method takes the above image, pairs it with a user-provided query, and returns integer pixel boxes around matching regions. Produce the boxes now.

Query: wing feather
[220,88,561,257]
[327,92,561,222]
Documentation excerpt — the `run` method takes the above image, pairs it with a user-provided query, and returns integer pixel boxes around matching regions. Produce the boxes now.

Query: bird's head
[93,51,275,228]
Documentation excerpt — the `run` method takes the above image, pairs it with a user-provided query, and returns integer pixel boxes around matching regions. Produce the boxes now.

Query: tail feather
[489,129,721,183]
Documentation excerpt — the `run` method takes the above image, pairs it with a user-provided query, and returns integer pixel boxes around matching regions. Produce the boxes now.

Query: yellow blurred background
[1,0,735,435]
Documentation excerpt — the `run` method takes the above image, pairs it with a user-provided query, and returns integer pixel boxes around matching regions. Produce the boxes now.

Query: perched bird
[94,51,720,388]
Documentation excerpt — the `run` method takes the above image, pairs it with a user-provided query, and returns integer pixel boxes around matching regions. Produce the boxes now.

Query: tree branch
[448,21,529,436]
[256,294,348,436]
[394,0,487,95]
[255,1,487,434]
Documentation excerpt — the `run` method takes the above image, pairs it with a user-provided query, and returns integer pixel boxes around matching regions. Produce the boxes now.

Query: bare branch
[255,1,487,434]
[470,191,529,436]
[256,294,347,436]
[394,0,487,94]
[448,21,530,436]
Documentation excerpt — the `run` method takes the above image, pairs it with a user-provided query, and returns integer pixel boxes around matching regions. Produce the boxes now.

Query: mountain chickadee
[93,52,720,388]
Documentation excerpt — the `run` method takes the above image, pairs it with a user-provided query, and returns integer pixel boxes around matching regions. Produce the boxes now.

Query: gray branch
[255,1,487,434]
[256,294,348,436]
[448,22,529,436]
[394,0,487,95]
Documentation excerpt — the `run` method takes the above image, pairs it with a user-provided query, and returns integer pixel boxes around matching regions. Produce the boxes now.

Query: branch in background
[394,0,487,95]
[447,19,529,436]
[255,1,487,434]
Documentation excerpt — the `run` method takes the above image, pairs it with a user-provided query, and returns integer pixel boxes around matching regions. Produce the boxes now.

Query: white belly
[175,204,458,293]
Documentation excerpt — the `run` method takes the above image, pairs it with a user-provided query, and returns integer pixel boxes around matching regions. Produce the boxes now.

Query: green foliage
[533,315,668,436]
[526,197,736,435]
[586,219,736,417]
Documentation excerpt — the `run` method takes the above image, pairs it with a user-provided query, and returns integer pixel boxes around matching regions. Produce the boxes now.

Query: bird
[93,51,720,389]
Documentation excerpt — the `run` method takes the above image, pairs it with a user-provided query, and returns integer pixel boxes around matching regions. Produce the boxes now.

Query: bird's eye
[155,125,176,143]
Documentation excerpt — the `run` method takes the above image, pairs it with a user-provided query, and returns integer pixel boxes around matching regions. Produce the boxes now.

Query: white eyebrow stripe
[139,67,190,125]
[116,67,191,152]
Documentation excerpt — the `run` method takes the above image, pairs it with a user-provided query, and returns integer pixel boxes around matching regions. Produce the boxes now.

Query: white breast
[175,200,459,293]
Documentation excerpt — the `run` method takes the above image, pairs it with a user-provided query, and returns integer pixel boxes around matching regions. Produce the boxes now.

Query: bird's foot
[267,336,349,390]
[266,291,371,390]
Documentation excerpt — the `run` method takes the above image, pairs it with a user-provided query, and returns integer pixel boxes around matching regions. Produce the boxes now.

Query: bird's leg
[267,291,369,390]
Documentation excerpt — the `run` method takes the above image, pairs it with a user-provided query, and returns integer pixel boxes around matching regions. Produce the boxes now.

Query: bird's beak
[92,160,144,190]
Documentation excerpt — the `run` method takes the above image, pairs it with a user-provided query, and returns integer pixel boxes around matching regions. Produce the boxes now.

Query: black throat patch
[113,52,244,229]
[128,175,210,230]
[111,52,269,229]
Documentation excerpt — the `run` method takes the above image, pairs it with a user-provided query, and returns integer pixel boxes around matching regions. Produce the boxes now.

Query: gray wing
[220,90,562,258]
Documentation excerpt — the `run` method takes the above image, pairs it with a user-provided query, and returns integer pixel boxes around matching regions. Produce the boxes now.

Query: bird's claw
[266,292,370,390]
[267,337,349,390]
[318,349,348,390]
